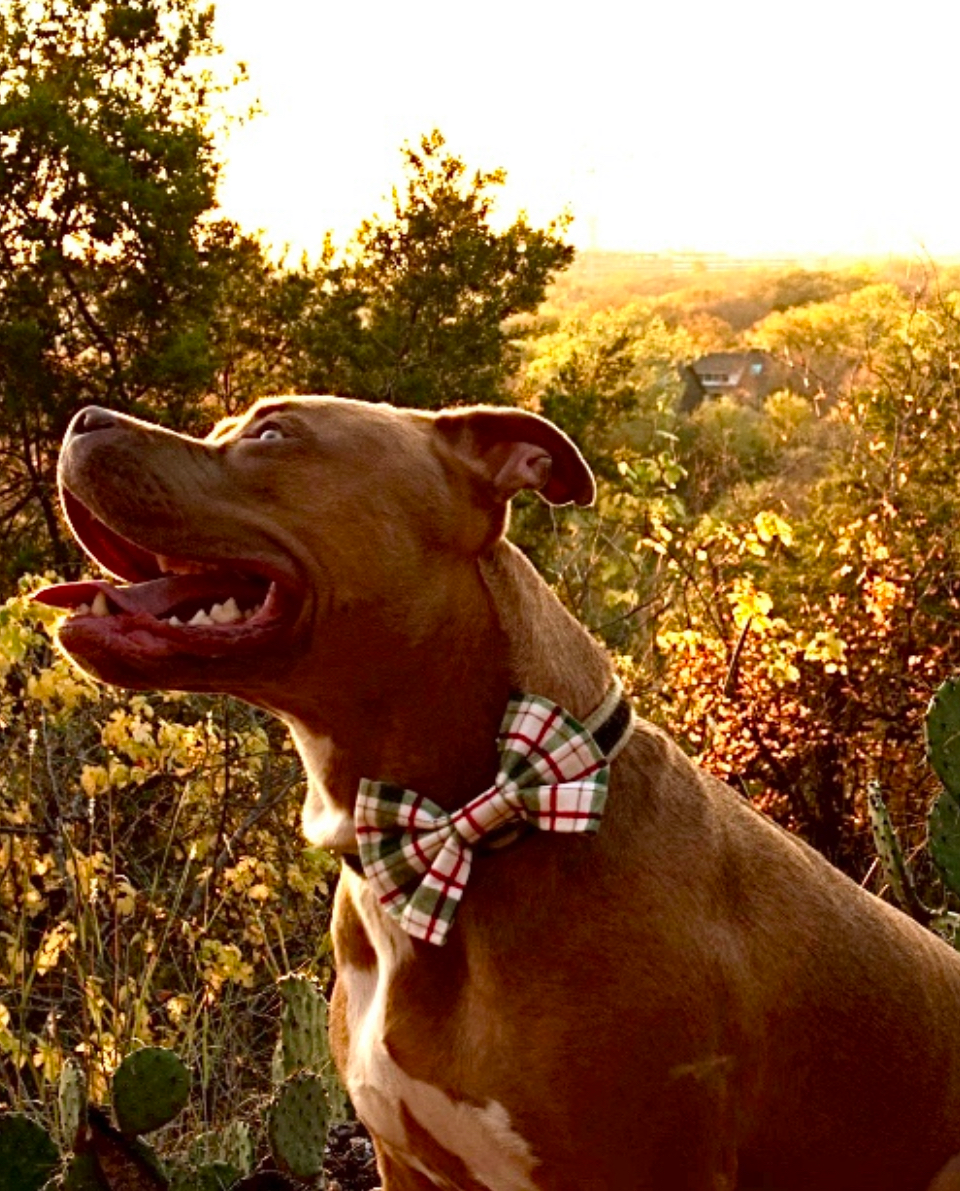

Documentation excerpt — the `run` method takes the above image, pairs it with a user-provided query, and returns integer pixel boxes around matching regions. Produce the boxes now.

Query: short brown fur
[51,396,960,1190]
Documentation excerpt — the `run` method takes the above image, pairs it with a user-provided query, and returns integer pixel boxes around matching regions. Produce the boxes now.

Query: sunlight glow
[213,0,960,263]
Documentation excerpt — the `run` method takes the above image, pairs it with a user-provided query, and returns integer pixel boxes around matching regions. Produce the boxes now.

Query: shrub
[0,581,337,1136]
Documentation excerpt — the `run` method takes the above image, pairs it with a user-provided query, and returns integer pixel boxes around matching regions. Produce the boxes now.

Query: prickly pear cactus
[927,677,960,794]
[273,974,350,1123]
[930,789,960,899]
[927,678,960,900]
[277,973,325,1077]
[267,1071,330,1180]
[0,1113,60,1191]
[307,992,345,1112]
[169,1159,240,1191]
[321,1066,350,1125]
[59,1059,87,1150]
[112,1046,191,1137]
[219,1119,255,1174]
[867,781,918,912]
[187,1120,255,1178]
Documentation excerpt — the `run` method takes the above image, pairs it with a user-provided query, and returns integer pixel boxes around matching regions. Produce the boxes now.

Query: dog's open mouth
[31,488,297,668]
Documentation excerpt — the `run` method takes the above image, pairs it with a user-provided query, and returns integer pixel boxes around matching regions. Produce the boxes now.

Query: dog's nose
[68,406,119,439]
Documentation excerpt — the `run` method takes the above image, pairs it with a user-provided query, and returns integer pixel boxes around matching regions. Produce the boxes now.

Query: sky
[212,0,960,263]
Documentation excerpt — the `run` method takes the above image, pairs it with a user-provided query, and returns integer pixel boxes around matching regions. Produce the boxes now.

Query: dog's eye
[248,424,284,442]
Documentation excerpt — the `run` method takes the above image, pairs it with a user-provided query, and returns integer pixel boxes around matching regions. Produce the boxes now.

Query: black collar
[342,851,364,876]
[587,686,635,760]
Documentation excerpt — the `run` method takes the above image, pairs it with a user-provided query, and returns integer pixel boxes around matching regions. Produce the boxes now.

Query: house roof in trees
[680,349,787,412]
[688,351,768,389]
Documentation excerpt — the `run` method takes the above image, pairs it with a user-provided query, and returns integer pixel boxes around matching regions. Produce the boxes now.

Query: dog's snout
[69,406,119,439]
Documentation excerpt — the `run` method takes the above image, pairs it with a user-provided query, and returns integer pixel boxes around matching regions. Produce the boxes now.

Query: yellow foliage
[35,922,77,976]
[802,631,848,675]
[26,658,99,713]
[0,584,331,1125]
[0,1003,30,1068]
[164,994,192,1026]
[754,510,794,547]
[32,1035,63,1082]
[862,575,900,627]
[67,852,110,901]
[199,940,256,991]
[728,578,774,630]
[115,878,138,917]
[80,765,109,798]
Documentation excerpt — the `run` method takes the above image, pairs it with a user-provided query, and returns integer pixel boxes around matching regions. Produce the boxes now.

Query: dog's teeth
[189,608,213,626]
[168,615,183,627]
[92,592,111,618]
[75,603,91,616]
[210,598,242,625]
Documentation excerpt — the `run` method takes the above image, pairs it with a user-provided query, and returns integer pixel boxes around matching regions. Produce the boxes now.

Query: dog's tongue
[32,573,265,618]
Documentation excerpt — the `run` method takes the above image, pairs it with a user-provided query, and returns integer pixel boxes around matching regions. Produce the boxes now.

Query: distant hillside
[544,250,960,327]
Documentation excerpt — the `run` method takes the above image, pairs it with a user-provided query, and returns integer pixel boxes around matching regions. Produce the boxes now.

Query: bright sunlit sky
[213,0,960,263]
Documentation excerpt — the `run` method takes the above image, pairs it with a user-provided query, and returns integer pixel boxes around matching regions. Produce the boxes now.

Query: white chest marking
[285,722,357,850]
[340,868,539,1191]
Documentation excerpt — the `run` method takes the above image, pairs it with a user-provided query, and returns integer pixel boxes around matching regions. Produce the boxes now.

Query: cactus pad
[112,1046,191,1137]
[930,788,960,899]
[220,1120,255,1176]
[866,781,918,911]
[59,1059,87,1151]
[275,973,349,1122]
[188,1121,255,1178]
[926,677,960,796]
[0,1113,60,1191]
[267,1072,330,1179]
[277,974,324,1078]
[169,1160,241,1191]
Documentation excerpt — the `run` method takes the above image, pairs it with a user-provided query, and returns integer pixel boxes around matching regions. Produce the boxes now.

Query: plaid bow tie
[354,682,631,945]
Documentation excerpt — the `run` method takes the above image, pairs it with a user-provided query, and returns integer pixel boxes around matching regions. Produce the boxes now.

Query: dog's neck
[288,539,613,852]
[480,540,613,715]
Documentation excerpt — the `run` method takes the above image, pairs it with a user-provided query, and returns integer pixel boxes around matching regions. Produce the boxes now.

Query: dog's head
[34,396,593,710]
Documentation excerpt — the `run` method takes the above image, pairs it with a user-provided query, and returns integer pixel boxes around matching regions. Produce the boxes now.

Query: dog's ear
[433,408,595,507]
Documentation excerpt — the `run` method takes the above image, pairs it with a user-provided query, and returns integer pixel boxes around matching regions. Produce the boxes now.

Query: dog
[35,395,960,1191]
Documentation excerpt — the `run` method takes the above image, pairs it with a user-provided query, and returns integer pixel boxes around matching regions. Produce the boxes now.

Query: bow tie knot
[353,683,632,945]
[448,786,517,845]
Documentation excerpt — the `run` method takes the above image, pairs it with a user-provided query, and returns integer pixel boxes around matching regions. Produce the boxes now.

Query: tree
[749,283,908,405]
[520,302,697,473]
[0,0,256,578]
[764,268,865,313]
[646,283,960,871]
[201,230,316,416]
[292,131,575,409]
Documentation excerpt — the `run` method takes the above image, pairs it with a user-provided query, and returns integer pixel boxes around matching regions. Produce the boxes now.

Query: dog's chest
[338,869,539,1191]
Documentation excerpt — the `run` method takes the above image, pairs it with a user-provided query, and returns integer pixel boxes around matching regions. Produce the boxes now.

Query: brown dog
[36,396,960,1191]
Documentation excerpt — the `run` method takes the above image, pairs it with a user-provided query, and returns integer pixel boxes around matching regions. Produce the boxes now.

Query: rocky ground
[323,1122,380,1191]
[232,1122,379,1191]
